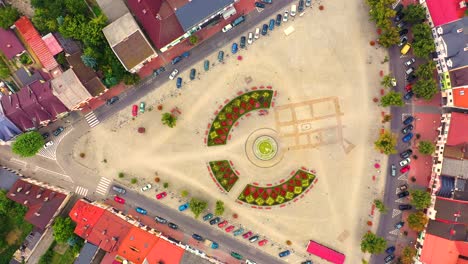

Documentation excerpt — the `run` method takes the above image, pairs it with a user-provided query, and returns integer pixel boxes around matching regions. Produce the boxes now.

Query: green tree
[81,54,97,69]
[163,182,169,188]
[403,4,426,24]
[58,14,86,39]
[374,131,397,155]
[412,23,435,58]
[0,57,11,79]
[52,217,76,243]
[189,35,199,45]
[189,198,208,218]
[215,200,225,216]
[381,74,395,88]
[181,190,189,197]
[12,132,45,157]
[123,73,141,85]
[374,199,387,213]
[415,61,436,80]
[407,211,428,232]
[401,246,417,264]
[378,26,400,48]
[413,79,438,100]
[64,0,88,15]
[31,8,58,32]
[81,15,107,47]
[418,140,435,155]
[360,232,387,254]
[410,189,431,209]
[381,91,404,107]
[366,0,396,29]
[0,6,20,29]
[161,113,177,128]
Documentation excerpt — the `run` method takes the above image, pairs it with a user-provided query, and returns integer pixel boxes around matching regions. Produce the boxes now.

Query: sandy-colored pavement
[73,1,388,263]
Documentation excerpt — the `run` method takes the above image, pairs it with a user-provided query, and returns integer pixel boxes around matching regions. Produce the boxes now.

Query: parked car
[231,43,238,54]
[254,28,260,39]
[204,60,210,71]
[390,164,397,177]
[402,133,413,143]
[400,149,413,159]
[404,91,414,100]
[405,58,416,67]
[268,19,275,31]
[399,28,409,36]
[53,126,64,136]
[132,105,138,117]
[139,102,145,113]
[171,56,182,65]
[261,24,268,35]
[276,14,282,26]
[398,191,410,198]
[141,184,152,192]
[399,158,411,167]
[181,51,190,58]
[248,32,253,44]
[168,222,178,229]
[399,184,408,191]
[44,141,54,149]
[279,250,291,257]
[233,228,244,236]
[106,96,119,105]
[396,21,407,28]
[394,3,403,13]
[249,235,259,243]
[112,185,126,194]
[41,132,50,140]
[225,225,235,232]
[218,220,228,228]
[406,74,417,82]
[400,165,410,173]
[153,67,165,76]
[242,231,253,239]
[154,216,167,224]
[385,254,395,263]
[176,77,182,88]
[210,217,221,225]
[218,51,224,62]
[405,83,412,91]
[246,260,257,264]
[394,12,404,22]
[258,239,268,246]
[156,192,167,199]
[302,261,312,264]
[179,202,189,211]
[298,0,305,12]
[190,68,196,80]
[114,196,125,204]
[405,67,415,75]
[222,24,233,33]
[261,0,272,3]
[386,246,396,254]
[135,207,147,215]
[401,124,414,134]
[192,234,203,241]
[398,36,408,47]
[240,36,246,48]
[203,213,213,221]
[390,77,397,87]
[254,2,265,8]
[169,69,179,80]
[231,252,243,260]
[399,204,412,210]
[305,0,311,7]
[283,10,289,21]
[403,116,414,125]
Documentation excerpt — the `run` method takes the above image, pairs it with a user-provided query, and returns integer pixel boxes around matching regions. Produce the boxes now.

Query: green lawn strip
[209,160,239,192]
[237,170,316,206]
[208,90,273,146]
[39,237,84,264]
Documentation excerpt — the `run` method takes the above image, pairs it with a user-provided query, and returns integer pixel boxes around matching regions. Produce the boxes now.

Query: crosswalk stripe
[95,177,111,195]
[392,209,402,218]
[84,112,100,128]
[75,186,88,196]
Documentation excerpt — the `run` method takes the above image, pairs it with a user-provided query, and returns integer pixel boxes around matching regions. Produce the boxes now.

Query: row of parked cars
[42,126,65,149]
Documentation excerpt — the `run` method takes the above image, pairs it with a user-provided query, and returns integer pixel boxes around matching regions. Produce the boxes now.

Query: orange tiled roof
[420,234,460,264]
[453,87,468,109]
[69,200,105,238]
[144,239,185,264]
[117,226,159,264]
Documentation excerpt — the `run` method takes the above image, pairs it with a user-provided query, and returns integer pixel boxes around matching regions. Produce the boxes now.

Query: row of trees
[413,61,438,100]
[374,130,435,155]
[366,0,399,47]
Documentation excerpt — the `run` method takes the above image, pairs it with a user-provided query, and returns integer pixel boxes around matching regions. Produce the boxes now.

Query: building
[433,17,468,73]
[28,80,68,119]
[66,52,106,97]
[96,0,129,23]
[102,12,157,73]
[0,93,35,131]
[16,85,52,126]
[425,0,467,28]
[51,69,93,110]
[0,27,25,59]
[175,0,234,33]
[0,105,21,142]
[419,234,468,263]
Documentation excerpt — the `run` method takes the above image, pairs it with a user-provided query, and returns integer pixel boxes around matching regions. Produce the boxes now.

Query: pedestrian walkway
[37,126,73,160]
[75,186,89,196]
[85,111,100,127]
[95,177,112,195]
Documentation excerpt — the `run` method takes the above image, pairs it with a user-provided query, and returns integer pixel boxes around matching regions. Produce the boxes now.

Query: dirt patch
[5,0,35,18]
[5,228,22,245]
[53,243,69,255]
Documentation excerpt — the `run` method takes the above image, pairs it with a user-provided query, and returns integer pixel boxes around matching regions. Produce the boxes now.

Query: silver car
[399,158,411,167]
[169,69,179,80]
[112,185,126,194]
[141,183,152,192]
[283,11,289,22]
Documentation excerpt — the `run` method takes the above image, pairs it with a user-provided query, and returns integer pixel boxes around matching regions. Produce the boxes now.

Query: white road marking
[37,126,73,160]
[85,112,100,128]
[95,177,112,195]
[10,158,27,167]
[392,209,402,218]
[34,166,74,183]
[75,186,88,196]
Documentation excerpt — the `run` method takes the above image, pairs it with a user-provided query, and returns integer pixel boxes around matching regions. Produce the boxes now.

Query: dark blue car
[402,133,413,143]
[261,24,268,35]
[279,250,290,257]
[181,51,190,58]
[176,77,182,88]
[231,43,238,54]
[403,116,414,125]
[171,56,182,65]
[269,19,275,30]
[385,246,396,254]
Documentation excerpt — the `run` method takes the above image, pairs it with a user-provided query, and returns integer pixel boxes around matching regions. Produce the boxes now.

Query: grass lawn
[40,239,83,264]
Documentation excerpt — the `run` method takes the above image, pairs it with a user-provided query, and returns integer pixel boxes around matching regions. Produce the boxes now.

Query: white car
[405,58,416,67]
[43,141,54,149]
[169,69,179,80]
[399,158,411,167]
[248,32,253,44]
[283,11,289,22]
[141,184,152,192]
[222,24,233,33]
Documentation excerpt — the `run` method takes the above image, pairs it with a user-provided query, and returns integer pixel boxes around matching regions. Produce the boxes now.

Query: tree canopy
[407,211,429,232]
[415,61,436,80]
[215,200,225,216]
[378,26,400,48]
[374,199,387,213]
[410,189,432,209]
[412,23,435,58]
[374,131,397,155]
[413,79,438,100]
[0,5,20,29]
[161,113,177,128]
[52,216,76,243]
[418,140,435,155]
[381,74,395,88]
[12,132,45,157]
[401,246,417,264]
[360,232,387,254]
[189,198,208,218]
[381,91,404,107]
[402,4,426,24]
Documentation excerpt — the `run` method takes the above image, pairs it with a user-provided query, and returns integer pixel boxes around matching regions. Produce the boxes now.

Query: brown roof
[66,52,106,96]
[113,31,155,71]
[444,144,468,160]
[449,66,468,88]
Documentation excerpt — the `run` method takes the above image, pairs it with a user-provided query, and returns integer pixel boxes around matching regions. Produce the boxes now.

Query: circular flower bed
[253,136,278,161]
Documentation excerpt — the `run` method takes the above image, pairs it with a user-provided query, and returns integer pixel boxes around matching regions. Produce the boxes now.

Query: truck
[203,239,219,249]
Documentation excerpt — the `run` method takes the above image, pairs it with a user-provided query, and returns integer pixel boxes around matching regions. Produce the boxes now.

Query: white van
[222,24,233,33]
[290,5,297,16]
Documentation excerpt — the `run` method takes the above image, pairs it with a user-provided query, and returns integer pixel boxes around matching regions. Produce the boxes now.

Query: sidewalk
[26,228,54,264]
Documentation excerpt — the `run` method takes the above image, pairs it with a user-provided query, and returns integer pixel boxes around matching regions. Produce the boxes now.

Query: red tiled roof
[7,179,66,230]
[452,87,468,109]
[0,28,25,59]
[69,200,106,239]
[0,94,35,131]
[145,239,184,264]
[117,226,159,264]
[420,234,465,264]
[14,16,59,71]
[42,33,63,56]
[17,86,51,124]
[306,240,345,264]
[447,112,468,145]
[86,211,132,252]
[426,0,467,27]
[127,0,185,50]
[29,80,69,118]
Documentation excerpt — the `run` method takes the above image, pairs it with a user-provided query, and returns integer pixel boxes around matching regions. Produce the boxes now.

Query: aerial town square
[0,0,466,264]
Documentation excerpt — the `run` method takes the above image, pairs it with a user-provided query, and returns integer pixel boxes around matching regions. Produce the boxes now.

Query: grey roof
[440,17,467,35]
[50,69,92,109]
[0,103,22,142]
[14,68,44,87]
[454,178,468,201]
[442,17,468,70]
[0,168,20,190]
[74,242,99,264]
[175,0,234,32]
[95,0,129,23]
[442,158,468,179]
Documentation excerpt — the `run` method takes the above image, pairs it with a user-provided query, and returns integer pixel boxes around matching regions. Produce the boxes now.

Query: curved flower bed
[237,170,316,206]
[208,90,274,146]
[208,160,239,192]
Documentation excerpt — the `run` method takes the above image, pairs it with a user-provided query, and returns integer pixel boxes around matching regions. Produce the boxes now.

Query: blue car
[218,51,224,62]
[261,24,268,35]
[403,116,414,125]
[179,202,189,211]
[135,207,147,215]
[386,246,396,254]
[181,51,190,58]
[279,250,290,257]
[192,233,203,241]
[269,19,275,30]
[231,43,238,54]
[211,241,219,249]
[171,56,182,65]
[176,77,182,88]
[402,133,413,143]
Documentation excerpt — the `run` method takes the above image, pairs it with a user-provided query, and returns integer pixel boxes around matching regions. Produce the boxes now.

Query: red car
[114,196,125,204]
[242,231,253,239]
[156,192,167,199]
[400,165,410,173]
[258,239,268,246]
[225,225,235,233]
[405,84,412,91]
[218,220,228,228]
[132,105,138,117]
